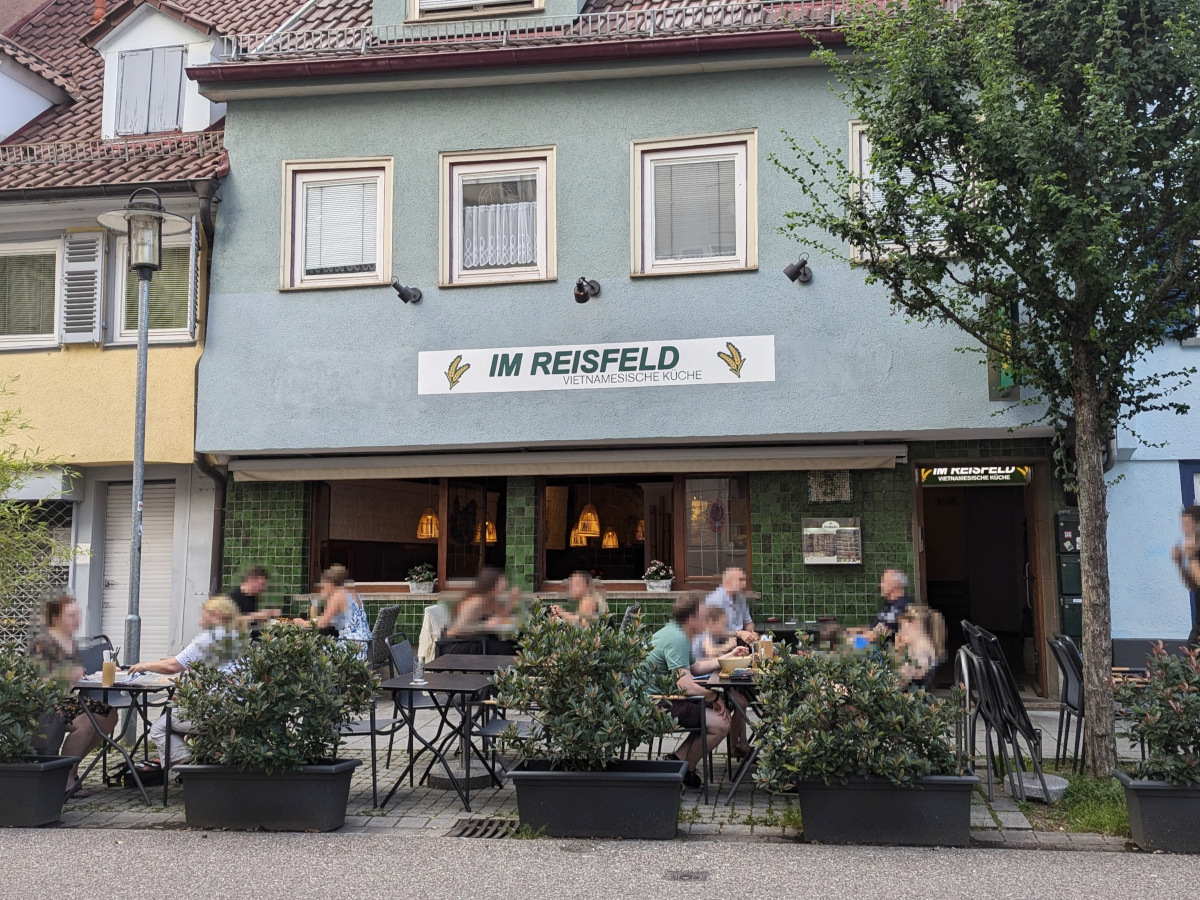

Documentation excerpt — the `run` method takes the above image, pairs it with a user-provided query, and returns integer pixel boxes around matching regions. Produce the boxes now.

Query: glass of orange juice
[101,650,116,687]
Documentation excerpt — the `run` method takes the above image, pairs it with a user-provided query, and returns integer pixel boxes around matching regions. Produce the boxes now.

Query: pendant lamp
[417,506,440,540]
[601,528,619,549]
[474,519,499,544]
[576,478,601,538]
[635,519,646,542]
[569,526,588,547]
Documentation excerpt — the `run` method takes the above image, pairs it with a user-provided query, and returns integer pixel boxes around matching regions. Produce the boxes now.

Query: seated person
[442,567,519,655]
[549,571,609,626]
[873,569,911,636]
[646,593,749,788]
[691,605,737,661]
[130,595,245,768]
[894,607,938,689]
[27,594,119,798]
[296,564,372,659]
[705,566,758,645]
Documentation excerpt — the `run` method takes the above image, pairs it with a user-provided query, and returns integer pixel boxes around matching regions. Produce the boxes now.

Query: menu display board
[802,517,862,565]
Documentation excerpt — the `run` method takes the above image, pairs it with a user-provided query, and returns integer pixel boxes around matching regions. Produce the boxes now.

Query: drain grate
[664,871,709,882]
[446,817,520,838]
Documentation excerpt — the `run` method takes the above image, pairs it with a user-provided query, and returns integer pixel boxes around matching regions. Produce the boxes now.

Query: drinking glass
[412,657,426,685]
[101,650,116,687]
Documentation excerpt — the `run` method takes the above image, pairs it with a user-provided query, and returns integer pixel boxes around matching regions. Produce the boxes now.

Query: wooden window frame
[280,158,393,291]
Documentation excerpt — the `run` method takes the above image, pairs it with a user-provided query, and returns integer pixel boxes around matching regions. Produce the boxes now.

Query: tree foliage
[0,641,69,765]
[1116,643,1200,785]
[778,0,1200,775]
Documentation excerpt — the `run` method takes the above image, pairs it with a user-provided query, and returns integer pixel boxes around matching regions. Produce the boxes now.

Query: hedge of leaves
[1117,643,1200,786]
[0,641,68,764]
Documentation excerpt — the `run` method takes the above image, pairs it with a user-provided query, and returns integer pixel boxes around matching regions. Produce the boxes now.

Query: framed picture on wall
[802,517,862,565]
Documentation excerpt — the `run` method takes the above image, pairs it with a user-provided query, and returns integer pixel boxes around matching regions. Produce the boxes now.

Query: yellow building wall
[1,343,200,465]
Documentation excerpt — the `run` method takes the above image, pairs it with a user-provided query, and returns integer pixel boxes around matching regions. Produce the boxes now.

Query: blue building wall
[197,65,1035,454]
[1108,340,1200,639]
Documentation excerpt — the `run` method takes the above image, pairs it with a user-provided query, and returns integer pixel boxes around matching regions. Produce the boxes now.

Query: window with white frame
[440,147,555,286]
[632,131,757,276]
[112,230,198,343]
[116,46,186,135]
[0,241,60,348]
[282,159,392,290]
[410,0,540,21]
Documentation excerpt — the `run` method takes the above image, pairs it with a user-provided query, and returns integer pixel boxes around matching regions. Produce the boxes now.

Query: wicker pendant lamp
[576,478,600,537]
[601,528,619,549]
[569,526,588,547]
[635,519,645,542]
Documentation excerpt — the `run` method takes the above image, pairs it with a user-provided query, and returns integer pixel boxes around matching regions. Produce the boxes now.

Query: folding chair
[1047,636,1084,771]
[384,634,442,767]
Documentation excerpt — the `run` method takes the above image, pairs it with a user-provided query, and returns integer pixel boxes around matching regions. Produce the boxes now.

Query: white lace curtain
[462,201,537,269]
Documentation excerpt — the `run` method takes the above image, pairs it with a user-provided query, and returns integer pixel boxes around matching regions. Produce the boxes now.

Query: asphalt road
[0,829,1194,900]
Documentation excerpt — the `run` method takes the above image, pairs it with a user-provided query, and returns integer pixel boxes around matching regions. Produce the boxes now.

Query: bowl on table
[718,656,745,675]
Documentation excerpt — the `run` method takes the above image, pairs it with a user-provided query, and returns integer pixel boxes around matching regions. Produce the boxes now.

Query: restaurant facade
[187,0,1114,697]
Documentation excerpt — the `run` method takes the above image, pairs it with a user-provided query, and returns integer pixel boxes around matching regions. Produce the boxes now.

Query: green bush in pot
[1116,644,1200,787]
[175,625,376,772]
[753,647,964,791]
[492,611,675,769]
[0,641,69,764]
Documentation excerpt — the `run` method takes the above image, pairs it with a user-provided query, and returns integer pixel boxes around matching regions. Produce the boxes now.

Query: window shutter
[147,46,185,133]
[187,216,199,337]
[303,180,378,276]
[652,157,736,261]
[419,0,516,10]
[61,232,105,344]
[116,50,153,135]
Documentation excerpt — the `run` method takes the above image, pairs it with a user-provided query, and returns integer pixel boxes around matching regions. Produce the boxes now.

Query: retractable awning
[229,444,907,482]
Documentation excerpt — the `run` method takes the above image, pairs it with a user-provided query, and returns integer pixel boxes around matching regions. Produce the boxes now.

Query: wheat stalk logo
[445,355,470,390]
[717,341,746,378]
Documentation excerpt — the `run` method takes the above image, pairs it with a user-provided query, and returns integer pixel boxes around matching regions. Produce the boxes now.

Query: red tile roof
[0,34,80,100]
[0,0,301,194]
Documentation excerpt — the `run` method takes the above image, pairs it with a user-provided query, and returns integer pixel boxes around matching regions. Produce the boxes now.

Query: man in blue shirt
[705,567,757,645]
[874,569,911,635]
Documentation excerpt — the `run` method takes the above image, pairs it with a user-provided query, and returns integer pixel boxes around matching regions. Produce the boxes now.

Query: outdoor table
[72,674,175,805]
[379,672,498,812]
[425,654,515,674]
[704,671,763,805]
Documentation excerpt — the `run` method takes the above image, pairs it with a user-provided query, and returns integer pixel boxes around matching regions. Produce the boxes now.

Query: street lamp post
[98,189,190,664]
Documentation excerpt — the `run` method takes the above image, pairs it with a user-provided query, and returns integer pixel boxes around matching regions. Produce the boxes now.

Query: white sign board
[418,335,775,395]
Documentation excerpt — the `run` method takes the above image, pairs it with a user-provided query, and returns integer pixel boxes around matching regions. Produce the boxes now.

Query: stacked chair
[956,620,1054,803]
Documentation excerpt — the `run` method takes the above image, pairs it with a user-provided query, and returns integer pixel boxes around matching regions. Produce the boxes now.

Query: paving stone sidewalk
[52,701,1129,851]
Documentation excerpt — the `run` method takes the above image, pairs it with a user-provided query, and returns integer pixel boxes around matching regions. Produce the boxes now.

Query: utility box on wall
[1056,512,1082,644]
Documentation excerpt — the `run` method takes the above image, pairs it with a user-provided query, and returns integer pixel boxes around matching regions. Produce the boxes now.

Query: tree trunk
[1073,380,1117,776]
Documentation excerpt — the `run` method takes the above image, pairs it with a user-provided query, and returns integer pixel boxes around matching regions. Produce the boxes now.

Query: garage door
[102,482,175,663]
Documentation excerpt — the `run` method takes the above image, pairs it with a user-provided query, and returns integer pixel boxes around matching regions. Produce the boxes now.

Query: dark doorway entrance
[923,485,1035,686]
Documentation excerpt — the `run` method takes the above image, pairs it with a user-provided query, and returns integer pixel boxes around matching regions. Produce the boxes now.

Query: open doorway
[922,482,1037,689]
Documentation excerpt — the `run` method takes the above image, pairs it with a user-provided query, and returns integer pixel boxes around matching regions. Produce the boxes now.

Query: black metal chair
[619,603,642,632]
[74,634,134,786]
[384,634,442,767]
[962,621,1053,802]
[650,694,711,805]
[1048,635,1084,771]
[368,605,401,669]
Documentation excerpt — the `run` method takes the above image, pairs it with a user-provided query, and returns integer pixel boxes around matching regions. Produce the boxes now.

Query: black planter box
[508,759,687,839]
[176,759,361,831]
[1117,770,1200,853]
[0,756,77,827]
[795,774,980,846]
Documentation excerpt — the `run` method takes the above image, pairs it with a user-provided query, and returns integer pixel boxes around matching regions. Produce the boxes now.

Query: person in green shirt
[647,592,749,788]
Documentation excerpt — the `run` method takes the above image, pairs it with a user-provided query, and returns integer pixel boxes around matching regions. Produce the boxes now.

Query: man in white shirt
[705,567,757,645]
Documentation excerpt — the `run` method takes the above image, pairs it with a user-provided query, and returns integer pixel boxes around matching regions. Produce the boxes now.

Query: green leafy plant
[174,625,376,774]
[753,648,963,790]
[491,610,674,771]
[407,563,436,583]
[1116,643,1200,786]
[0,641,69,764]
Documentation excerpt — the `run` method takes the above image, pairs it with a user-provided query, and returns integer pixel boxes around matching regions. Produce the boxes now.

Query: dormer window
[116,46,185,135]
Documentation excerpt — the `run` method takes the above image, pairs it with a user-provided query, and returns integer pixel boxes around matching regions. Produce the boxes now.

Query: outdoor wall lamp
[574,277,601,304]
[391,279,422,304]
[784,254,812,283]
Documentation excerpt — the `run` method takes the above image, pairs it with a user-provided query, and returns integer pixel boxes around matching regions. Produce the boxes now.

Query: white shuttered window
[633,133,756,276]
[284,162,392,289]
[116,46,185,136]
[0,241,60,348]
[113,218,198,342]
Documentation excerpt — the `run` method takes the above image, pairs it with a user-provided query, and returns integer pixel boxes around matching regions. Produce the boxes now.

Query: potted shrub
[407,563,437,594]
[1115,642,1200,853]
[174,625,375,831]
[493,612,683,838]
[754,647,978,846]
[643,560,674,592]
[0,642,76,827]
